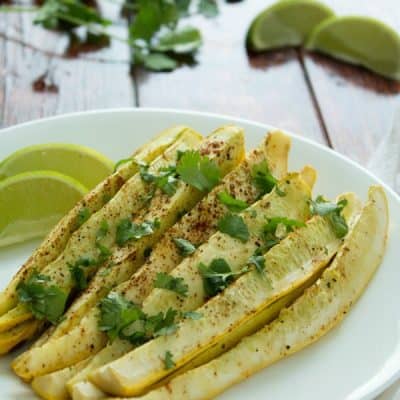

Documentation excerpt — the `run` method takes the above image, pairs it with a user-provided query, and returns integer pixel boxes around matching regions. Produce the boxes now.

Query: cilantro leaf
[148,308,178,337]
[17,272,68,324]
[173,237,196,256]
[251,160,277,196]
[114,157,132,172]
[98,293,145,341]
[164,350,175,370]
[153,272,188,297]
[182,310,203,320]
[154,26,202,54]
[310,196,349,238]
[143,52,178,72]
[95,220,111,261]
[68,257,96,290]
[217,213,249,242]
[198,258,248,297]
[217,191,249,212]
[76,207,91,228]
[248,253,266,274]
[262,217,306,249]
[96,220,109,241]
[176,150,220,192]
[140,164,179,195]
[116,219,158,246]
[34,0,111,31]
[198,0,219,18]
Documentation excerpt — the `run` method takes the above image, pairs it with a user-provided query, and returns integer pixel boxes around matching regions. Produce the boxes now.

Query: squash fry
[125,186,387,400]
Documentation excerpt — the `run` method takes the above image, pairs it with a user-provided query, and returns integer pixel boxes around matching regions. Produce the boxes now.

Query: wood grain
[0,3,134,128]
[304,0,400,165]
[136,0,328,145]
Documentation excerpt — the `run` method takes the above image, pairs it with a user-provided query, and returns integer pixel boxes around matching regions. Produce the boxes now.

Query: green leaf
[114,158,132,172]
[173,237,196,256]
[248,253,265,274]
[182,310,203,320]
[143,52,178,71]
[76,207,91,228]
[68,257,96,290]
[153,272,189,297]
[129,0,164,42]
[96,219,109,241]
[17,272,68,324]
[155,26,202,54]
[176,150,220,192]
[198,0,218,18]
[98,293,145,341]
[34,0,110,31]
[116,219,158,246]
[176,0,191,15]
[198,258,248,297]
[262,217,306,249]
[140,163,180,196]
[148,308,178,337]
[217,213,249,242]
[217,191,249,212]
[164,350,175,370]
[310,197,348,238]
[251,160,277,196]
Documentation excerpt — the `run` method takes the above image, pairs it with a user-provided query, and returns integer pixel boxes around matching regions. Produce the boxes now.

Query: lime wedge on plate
[306,16,400,81]
[247,0,335,51]
[0,143,114,189]
[0,171,87,247]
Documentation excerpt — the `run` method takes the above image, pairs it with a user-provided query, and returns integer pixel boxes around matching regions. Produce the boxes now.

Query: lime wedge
[0,171,87,247]
[247,0,335,51]
[0,143,114,189]
[306,16,400,81]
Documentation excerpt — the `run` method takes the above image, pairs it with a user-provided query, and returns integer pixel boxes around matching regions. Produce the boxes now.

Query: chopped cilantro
[68,257,96,290]
[113,157,132,172]
[173,237,196,256]
[140,164,180,196]
[146,308,178,338]
[217,191,248,212]
[95,220,111,262]
[251,160,277,196]
[310,196,349,238]
[248,252,266,274]
[164,350,175,370]
[76,207,90,227]
[153,272,188,297]
[116,219,158,246]
[198,258,248,297]
[182,310,203,320]
[262,217,306,249]
[217,213,249,243]
[176,150,220,192]
[96,220,109,241]
[98,293,145,341]
[17,272,68,324]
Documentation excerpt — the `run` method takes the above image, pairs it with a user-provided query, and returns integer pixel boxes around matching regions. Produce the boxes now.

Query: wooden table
[1,0,400,172]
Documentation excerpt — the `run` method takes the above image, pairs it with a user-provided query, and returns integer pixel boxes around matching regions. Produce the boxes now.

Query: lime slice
[247,0,335,51]
[306,16,400,81]
[0,171,87,247]
[0,143,114,189]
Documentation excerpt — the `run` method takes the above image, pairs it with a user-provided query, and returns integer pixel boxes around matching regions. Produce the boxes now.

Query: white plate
[0,108,399,400]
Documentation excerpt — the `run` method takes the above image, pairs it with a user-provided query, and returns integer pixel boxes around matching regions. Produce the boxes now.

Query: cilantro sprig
[164,350,175,370]
[198,258,249,297]
[262,217,305,249]
[176,150,221,192]
[153,272,189,297]
[140,164,179,196]
[116,218,159,246]
[310,196,349,238]
[173,237,196,256]
[217,213,249,243]
[68,256,96,290]
[218,191,249,212]
[17,272,68,324]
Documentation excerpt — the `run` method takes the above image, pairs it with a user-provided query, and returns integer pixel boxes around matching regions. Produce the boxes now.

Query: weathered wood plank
[0,3,134,128]
[304,0,400,165]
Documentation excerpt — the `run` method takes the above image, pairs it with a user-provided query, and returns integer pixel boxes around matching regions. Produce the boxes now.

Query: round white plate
[0,109,399,400]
